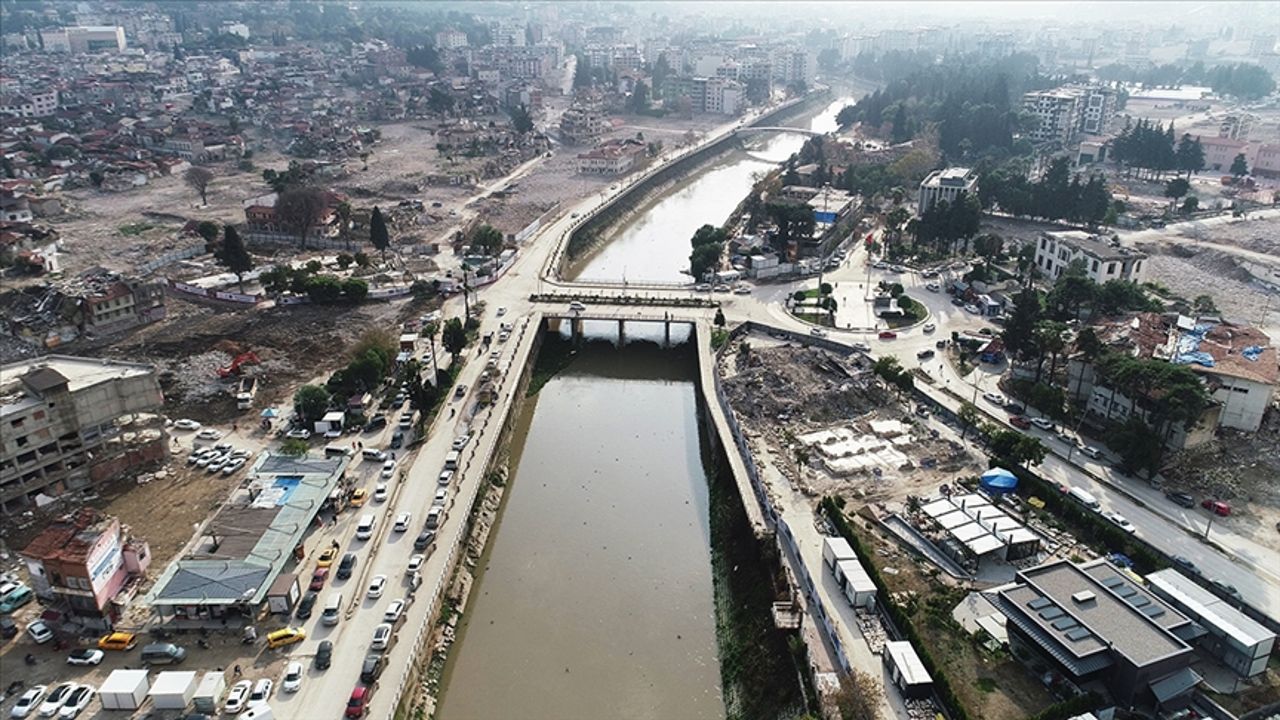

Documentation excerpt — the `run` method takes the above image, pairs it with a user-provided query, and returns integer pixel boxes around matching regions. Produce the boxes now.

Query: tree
[469,224,504,256]
[1001,287,1042,361]
[280,438,310,457]
[420,321,440,380]
[958,401,980,440]
[1175,134,1205,176]
[630,80,650,114]
[689,223,726,280]
[442,317,468,359]
[1230,153,1249,178]
[369,206,390,263]
[509,103,534,134]
[1180,196,1199,214]
[276,187,328,249]
[1193,294,1218,315]
[1072,327,1104,400]
[832,669,881,720]
[1164,177,1190,209]
[196,221,220,244]
[341,278,368,302]
[1032,320,1070,383]
[184,167,214,206]
[216,226,253,291]
[293,384,331,423]
[974,233,1003,271]
[305,275,343,303]
[990,430,1047,467]
[820,282,834,296]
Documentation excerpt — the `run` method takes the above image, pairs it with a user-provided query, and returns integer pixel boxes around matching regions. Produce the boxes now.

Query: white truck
[235,377,257,410]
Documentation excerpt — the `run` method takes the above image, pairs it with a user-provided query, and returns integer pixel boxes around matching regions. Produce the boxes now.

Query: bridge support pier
[617,319,625,346]
[571,317,584,345]
[664,321,671,348]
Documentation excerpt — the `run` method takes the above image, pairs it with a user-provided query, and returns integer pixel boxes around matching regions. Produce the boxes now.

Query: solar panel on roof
[1141,605,1166,619]
[1116,585,1137,598]
[1100,575,1125,588]
[1052,617,1078,631]
[1039,607,1064,620]
[1065,627,1092,641]
[1130,595,1151,608]
[1027,597,1053,610]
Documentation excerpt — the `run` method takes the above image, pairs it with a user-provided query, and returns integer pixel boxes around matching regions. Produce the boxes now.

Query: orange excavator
[217,351,261,378]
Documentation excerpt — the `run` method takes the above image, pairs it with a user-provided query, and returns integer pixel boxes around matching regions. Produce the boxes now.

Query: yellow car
[266,626,307,649]
[350,488,368,507]
[316,547,338,568]
[98,631,138,651]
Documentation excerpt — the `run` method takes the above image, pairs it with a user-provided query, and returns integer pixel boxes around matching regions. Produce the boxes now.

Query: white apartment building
[0,90,58,118]
[1034,231,1147,284]
[435,29,468,50]
[1023,90,1082,144]
[917,167,978,215]
[40,26,127,53]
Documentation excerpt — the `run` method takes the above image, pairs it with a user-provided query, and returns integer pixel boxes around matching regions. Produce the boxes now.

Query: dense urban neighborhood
[3,2,1280,720]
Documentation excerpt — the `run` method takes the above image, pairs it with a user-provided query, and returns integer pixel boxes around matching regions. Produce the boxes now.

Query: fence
[137,244,205,276]
[167,280,264,305]
[703,320,852,675]
[383,314,539,717]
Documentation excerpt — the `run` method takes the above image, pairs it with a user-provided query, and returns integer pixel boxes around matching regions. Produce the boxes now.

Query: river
[573,95,858,285]
[436,327,724,720]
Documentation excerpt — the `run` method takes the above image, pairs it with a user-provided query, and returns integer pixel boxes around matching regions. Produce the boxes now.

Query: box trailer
[192,671,226,714]
[822,536,856,571]
[884,641,933,699]
[835,558,877,609]
[99,668,150,710]
[267,573,301,615]
[149,670,198,710]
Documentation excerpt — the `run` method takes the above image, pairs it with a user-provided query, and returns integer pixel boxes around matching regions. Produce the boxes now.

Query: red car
[1009,415,1032,430]
[309,568,329,591]
[346,686,370,717]
[1201,499,1231,517]
[878,331,897,339]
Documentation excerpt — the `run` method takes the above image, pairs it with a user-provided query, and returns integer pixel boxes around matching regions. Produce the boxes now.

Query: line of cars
[186,444,252,475]
[9,683,94,719]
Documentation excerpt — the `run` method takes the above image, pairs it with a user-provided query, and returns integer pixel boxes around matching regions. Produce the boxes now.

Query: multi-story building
[1076,86,1117,135]
[576,138,646,175]
[985,559,1200,708]
[20,509,151,626]
[772,48,814,87]
[1196,135,1248,172]
[40,26,127,53]
[0,356,164,514]
[672,76,743,115]
[242,191,346,247]
[0,89,58,118]
[917,167,978,215]
[559,95,608,144]
[435,29,468,50]
[1146,569,1275,678]
[1023,90,1083,144]
[1033,231,1147,284]
[1252,143,1280,178]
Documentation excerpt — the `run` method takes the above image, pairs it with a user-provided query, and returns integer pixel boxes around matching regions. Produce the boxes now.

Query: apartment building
[0,89,59,118]
[1033,231,1147,284]
[1197,136,1248,172]
[0,356,164,514]
[435,29,468,50]
[917,167,978,215]
[20,509,151,626]
[1022,86,1116,144]
[576,138,646,175]
[559,95,609,144]
[672,76,744,115]
[40,26,127,53]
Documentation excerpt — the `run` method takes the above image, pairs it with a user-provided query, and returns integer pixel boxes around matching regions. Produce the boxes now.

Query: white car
[925,282,941,292]
[222,458,247,475]
[373,483,389,503]
[248,678,273,708]
[323,428,342,439]
[383,599,405,624]
[733,285,752,295]
[224,680,252,714]
[381,459,396,479]
[196,453,220,468]
[406,554,426,576]
[285,429,311,440]
[922,323,936,333]
[230,448,253,459]
[371,623,393,651]
[964,303,981,314]
[496,306,507,317]
[281,661,304,693]
[433,488,448,507]
[55,686,93,719]
[452,435,471,450]
[981,392,1005,407]
[1103,511,1137,534]
[1031,417,1055,430]
[37,683,74,717]
[851,341,871,352]
[195,428,222,440]
[367,575,387,599]
[10,685,46,719]
[809,328,828,338]
[27,620,53,644]
[392,513,411,533]
[173,419,201,431]
[65,649,103,666]
[187,448,213,465]
[207,456,230,473]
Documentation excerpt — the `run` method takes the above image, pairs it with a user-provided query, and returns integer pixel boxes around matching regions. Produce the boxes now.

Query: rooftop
[145,453,347,608]
[1094,312,1278,386]
[1,355,156,419]
[1146,569,1275,650]
[20,508,118,564]
[1043,230,1142,262]
[922,167,976,188]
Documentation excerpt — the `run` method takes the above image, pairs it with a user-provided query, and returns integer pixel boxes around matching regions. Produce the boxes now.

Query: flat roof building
[918,167,978,215]
[1,356,164,514]
[883,641,933,699]
[144,453,348,623]
[987,559,1201,708]
[1146,569,1275,678]
[1034,231,1147,285]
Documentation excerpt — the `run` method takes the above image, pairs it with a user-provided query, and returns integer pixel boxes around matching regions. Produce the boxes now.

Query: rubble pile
[1162,410,1280,505]
[720,343,888,426]
[159,350,234,402]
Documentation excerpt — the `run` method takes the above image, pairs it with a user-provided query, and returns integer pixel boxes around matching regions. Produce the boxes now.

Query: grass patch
[976,677,999,693]
[118,222,157,236]
[711,328,730,350]
[792,310,835,327]
[526,333,576,397]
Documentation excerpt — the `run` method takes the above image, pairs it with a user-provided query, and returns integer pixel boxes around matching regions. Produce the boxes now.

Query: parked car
[383,599,405,624]
[1102,512,1137,534]
[809,328,828,338]
[360,655,384,684]
[27,620,53,644]
[195,428,222,441]
[316,547,338,568]
[223,680,252,714]
[414,529,435,551]
[309,568,329,591]
[452,435,472,450]
[55,686,93,719]
[1003,404,1026,415]
[433,488,448,507]
[370,623,393,651]
[1009,416,1032,430]
[367,575,387,600]
[922,322,936,333]
[97,631,137,651]
[281,661,303,693]
[964,304,981,314]
[1171,555,1200,575]
[285,429,311,440]
[10,685,47,719]
[1201,499,1231,516]
[1030,417,1055,431]
[981,392,1005,407]
[851,341,871,352]
[406,554,426,576]
[878,331,897,339]
[295,592,318,620]
[1165,491,1196,508]
[173,419,201,431]
[314,640,333,671]
[65,649,103,667]
[925,282,940,292]
[345,686,370,718]
[37,683,76,718]
[350,488,369,507]
[248,678,273,708]
[337,553,357,580]
[265,627,306,649]
[1210,579,1242,602]
[221,458,247,475]
[916,349,935,360]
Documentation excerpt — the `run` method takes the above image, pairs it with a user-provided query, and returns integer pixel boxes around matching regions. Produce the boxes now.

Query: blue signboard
[813,210,837,224]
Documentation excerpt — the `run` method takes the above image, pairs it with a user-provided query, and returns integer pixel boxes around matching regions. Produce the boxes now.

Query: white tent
[149,671,198,710]
[99,669,150,710]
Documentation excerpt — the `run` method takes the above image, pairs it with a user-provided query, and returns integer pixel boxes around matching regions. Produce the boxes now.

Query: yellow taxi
[98,631,138,651]
[350,488,369,507]
[316,546,338,568]
[266,626,307,649]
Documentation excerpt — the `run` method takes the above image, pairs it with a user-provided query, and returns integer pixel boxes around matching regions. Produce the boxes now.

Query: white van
[356,514,376,540]
[323,444,352,458]
[321,593,343,626]
[444,451,460,470]
[361,448,386,462]
[1068,487,1101,511]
